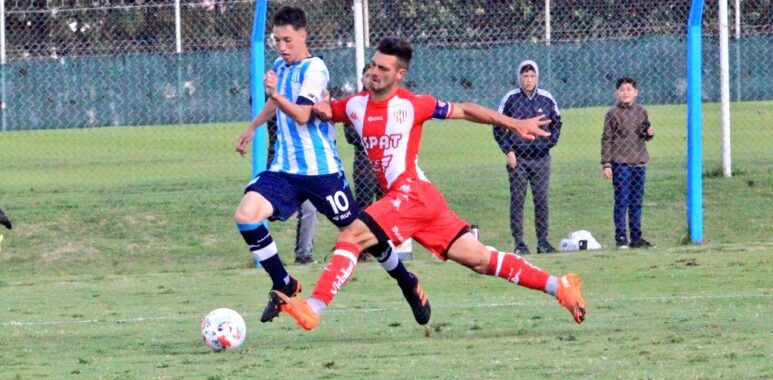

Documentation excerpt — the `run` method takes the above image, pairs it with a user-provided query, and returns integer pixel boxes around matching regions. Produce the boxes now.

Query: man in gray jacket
[493,60,562,254]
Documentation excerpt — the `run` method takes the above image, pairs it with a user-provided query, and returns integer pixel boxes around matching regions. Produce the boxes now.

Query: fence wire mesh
[1,0,770,261]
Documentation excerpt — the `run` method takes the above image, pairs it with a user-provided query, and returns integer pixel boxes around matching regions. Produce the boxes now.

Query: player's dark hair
[273,6,307,30]
[616,76,637,89]
[362,63,371,74]
[377,37,413,70]
[520,64,536,74]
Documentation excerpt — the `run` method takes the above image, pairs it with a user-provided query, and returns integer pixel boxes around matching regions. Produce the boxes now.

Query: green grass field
[0,101,770,378]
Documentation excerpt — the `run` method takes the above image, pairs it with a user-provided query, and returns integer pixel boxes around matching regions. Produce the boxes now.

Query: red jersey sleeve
[414,94,454,122]
[330,95,352,124]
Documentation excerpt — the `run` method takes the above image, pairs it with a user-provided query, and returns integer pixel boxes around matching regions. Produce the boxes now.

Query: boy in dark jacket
[493,60,562,254]
[601,76,654,249]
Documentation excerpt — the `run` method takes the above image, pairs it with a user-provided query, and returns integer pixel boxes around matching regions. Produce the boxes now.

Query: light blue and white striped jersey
[269,56,343,176]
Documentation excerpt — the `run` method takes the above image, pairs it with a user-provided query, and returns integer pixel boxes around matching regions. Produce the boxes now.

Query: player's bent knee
[234,193,273,223]
[234,208,258,224]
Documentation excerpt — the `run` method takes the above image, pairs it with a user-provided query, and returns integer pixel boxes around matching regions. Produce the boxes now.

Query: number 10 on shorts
[326,191,350,215]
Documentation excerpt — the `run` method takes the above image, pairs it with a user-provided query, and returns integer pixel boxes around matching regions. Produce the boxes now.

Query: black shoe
[536,240,557,254]
[514,241,530,255]
[260,276,301,323]
[630,239,654,249]
[616,238,629,250]
[0,209,11,230]
[294,255,316,265]
[401,273,431,325]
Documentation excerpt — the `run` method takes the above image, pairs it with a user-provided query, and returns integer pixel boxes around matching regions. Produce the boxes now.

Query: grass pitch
[0,101,770,378]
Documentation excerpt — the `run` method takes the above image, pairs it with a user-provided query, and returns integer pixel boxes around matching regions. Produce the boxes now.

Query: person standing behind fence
[601,76,654,250]
[493,60,561,255]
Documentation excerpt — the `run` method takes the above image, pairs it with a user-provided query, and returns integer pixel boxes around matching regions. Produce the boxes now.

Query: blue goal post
[686,0,704,244]
[250,0,268,178]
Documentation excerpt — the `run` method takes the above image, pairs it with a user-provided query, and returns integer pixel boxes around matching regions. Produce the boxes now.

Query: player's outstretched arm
[235,100,277,157]
[449,102,550,141]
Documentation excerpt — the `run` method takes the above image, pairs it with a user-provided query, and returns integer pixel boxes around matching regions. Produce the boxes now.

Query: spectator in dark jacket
[601,76,654,249]
[493,60,562,254]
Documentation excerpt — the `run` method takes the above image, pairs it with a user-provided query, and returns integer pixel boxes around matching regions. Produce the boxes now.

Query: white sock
[545,276,558,296]
[308,297,327,316]
[378,249,399,271]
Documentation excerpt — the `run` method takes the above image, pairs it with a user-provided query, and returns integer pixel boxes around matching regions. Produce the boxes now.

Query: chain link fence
[1,0,770,259]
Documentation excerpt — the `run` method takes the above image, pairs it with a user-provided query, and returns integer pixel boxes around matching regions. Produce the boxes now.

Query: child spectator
[601,77,654,249]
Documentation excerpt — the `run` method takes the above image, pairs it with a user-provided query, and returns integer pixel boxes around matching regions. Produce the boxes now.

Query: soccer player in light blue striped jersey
[234,6,429,325]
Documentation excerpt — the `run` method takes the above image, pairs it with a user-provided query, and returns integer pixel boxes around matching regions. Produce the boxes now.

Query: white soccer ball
[201,308,247,352]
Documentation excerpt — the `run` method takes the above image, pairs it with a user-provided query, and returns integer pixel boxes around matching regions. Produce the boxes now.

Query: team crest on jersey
[349,112,359,121]
[393,108,408,124]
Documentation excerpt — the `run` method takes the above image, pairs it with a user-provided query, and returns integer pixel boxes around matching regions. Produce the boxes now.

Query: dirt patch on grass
[40,242,101,264]
[123,212,167,227]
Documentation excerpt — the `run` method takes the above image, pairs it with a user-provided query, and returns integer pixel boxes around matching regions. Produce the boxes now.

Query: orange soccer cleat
[556,273,586,324]
[272,291,321,331]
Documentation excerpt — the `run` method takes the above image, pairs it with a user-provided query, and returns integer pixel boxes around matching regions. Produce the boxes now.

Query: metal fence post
[353,0,365,91]
[175,0,183,125]
[1,0,5,131]
[545,0,551,46]
[720,0,732,177]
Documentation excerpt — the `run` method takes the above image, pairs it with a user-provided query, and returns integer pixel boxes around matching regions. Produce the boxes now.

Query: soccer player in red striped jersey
[275,37,586,330]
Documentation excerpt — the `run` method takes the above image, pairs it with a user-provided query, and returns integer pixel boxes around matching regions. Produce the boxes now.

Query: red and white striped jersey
[331,87,453,191]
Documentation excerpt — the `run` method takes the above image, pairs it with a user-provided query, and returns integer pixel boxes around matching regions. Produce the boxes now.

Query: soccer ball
[201,308,247,352]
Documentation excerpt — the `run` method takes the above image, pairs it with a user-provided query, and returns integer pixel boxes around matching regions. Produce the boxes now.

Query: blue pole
[250,0,268,268]
[686,0,704,244]
[250,0,268,178]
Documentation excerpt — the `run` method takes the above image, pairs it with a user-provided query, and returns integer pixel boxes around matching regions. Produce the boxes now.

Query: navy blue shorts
[244,171,360,228]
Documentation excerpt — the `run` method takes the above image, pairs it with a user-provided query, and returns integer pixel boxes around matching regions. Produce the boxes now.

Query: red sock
[310,241,361,305]
[486,248,551,291]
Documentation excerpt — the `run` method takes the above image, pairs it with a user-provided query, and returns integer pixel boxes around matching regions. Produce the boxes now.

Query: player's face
[616,83,638,104]
[368,52,406,94]
[272,25,307,64]
[519,70,537,92]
